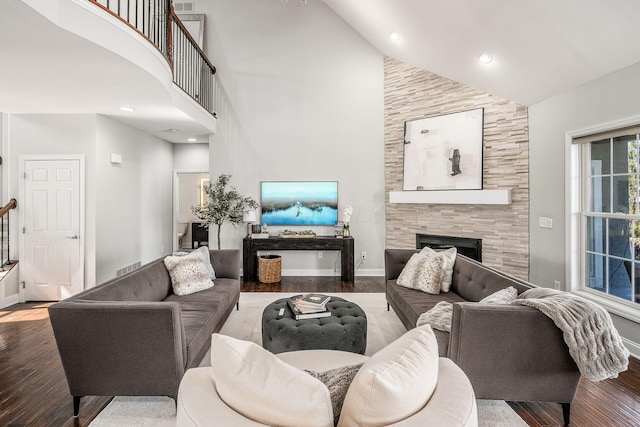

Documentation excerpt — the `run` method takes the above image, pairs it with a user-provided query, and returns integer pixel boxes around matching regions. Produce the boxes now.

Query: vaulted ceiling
[325,0,640,106]
[2,0,640,145]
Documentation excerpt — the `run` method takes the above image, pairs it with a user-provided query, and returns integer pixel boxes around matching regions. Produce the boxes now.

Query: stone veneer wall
[384,57,529,279]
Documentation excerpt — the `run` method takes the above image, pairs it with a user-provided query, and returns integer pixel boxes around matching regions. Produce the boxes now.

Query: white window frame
[567,116,640,324]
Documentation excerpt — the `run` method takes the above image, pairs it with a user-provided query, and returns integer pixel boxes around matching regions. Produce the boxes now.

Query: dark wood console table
[243,236,354,282]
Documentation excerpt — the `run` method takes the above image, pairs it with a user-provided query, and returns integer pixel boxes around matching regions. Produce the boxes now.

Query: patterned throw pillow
[397,252,444,294]
[416,301,453,332]
[479,286,519,304]
[164,250,213,296]
[305,363,364,426]
[420,246,457,292]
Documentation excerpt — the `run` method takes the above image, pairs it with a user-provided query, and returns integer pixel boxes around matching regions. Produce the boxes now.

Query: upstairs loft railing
[0,198,17,269]
[88,0,217,116]
[171,16,216,115]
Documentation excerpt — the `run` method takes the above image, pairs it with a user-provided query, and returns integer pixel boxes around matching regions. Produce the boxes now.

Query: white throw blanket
[513,288,629,381]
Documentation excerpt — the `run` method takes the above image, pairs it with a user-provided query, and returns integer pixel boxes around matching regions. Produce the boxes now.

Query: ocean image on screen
[261,182,338,226]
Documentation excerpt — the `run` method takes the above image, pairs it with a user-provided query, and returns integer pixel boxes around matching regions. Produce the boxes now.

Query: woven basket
[258,255,282,283]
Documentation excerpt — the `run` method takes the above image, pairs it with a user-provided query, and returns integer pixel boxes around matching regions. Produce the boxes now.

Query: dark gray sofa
[49,249,240,418]
[385,249,581,425]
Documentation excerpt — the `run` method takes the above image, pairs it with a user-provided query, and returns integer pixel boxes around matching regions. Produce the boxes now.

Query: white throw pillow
[480,286,519,304]
[211,334,333,427]
[397,252,444,294]
[196,246,216,280]
[338,324,440,427]
[420,246,457,292]
[163,250,213,296]
[416,301,453,332]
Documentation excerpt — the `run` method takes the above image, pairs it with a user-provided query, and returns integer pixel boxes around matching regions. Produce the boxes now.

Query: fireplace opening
[416,233,482,262]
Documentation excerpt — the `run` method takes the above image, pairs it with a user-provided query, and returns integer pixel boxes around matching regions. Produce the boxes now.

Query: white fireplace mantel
[388,189,511,205]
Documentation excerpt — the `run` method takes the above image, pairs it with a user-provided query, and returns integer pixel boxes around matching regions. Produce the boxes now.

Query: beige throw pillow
[211,334,333,427]
[163,250,213,296]
[397,252,444,294]
[338,324,440,427]
[480,286,519,304]
[420,246,457,292]
[416,301,453,332]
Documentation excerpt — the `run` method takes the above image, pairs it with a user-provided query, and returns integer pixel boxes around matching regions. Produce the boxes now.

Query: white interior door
[21,158,84,301]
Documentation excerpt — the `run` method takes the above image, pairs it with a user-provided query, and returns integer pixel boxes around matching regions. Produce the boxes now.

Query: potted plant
[192,174,258,249]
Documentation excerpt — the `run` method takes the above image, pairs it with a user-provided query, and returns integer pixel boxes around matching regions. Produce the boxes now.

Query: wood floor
[0,276,638,426]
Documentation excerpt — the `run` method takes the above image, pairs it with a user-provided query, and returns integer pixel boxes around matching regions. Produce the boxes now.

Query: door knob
[65,234,79,240]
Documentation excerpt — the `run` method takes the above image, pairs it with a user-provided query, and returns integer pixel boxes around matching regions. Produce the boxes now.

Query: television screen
[261,181,338,226]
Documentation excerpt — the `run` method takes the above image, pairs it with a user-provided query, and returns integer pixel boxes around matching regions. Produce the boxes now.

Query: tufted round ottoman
[261,296,367,354]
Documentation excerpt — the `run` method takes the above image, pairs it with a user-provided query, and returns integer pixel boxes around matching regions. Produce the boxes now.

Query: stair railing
[0,199,17,268]
[87,0,217,116]
[170,12,216,115]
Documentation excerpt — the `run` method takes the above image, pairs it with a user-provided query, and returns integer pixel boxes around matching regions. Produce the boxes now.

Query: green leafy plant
[192,174,258,249]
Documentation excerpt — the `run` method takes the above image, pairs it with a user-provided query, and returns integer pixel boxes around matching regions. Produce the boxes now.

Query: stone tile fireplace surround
[384,57,529,280]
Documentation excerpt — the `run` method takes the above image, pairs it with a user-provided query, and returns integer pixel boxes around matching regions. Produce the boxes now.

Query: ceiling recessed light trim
[478,53,493,64]
[188,138,197,142]
[119,106,136,112]
[389,32,402,43]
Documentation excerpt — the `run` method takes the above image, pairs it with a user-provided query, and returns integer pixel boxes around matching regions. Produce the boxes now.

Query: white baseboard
[622,337,640,359]
[1,293,20,309]
[355,268,385,276]
[240,268,385,278]
[281,269,344,277]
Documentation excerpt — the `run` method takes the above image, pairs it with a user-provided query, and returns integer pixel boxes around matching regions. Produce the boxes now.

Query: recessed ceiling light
[168,129,179,133]
[188,138,197,142]
[390,32,402,43]
[478,53,493,64]
[119,106,135,112]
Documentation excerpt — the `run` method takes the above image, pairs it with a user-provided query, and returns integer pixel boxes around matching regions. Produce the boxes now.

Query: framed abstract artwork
[402,108,484,191]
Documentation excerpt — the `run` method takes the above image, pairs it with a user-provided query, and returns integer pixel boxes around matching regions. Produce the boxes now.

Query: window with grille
[571,124,640,316]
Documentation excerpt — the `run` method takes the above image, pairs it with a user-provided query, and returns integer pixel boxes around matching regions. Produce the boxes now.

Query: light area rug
[90,292,527,427]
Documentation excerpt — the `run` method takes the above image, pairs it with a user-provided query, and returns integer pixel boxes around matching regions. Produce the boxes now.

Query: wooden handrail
[88,0,172,62]
[0,199,17,218]
[169,8,216,74]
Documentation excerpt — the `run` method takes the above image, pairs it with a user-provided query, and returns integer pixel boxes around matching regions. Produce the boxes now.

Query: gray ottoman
[262,296,367,354]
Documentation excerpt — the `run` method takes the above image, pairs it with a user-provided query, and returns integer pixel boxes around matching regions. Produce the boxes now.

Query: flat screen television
[261,181,338,226]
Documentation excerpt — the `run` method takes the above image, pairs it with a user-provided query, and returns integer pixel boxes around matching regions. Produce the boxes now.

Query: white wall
[8,113,98,288]
[201,0,385,275]
[1,113,6,204]
[7,114,175,292]
[177,173,208,224]
[529,61,640,351]
[173,143,209,170]
[95,116,173,284]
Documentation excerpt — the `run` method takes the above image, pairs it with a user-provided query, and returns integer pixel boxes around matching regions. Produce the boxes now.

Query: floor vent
[174,2,195,12]
[116,261,142,277]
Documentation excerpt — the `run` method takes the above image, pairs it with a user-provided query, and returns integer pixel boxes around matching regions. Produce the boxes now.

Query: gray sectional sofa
[49,249,241,418]
[385,249,581,425]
